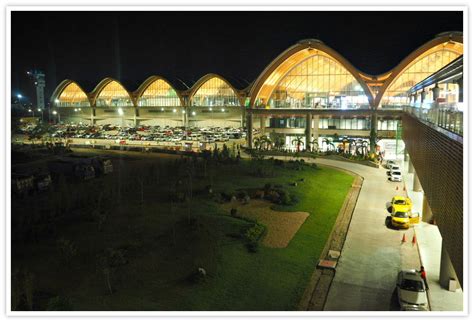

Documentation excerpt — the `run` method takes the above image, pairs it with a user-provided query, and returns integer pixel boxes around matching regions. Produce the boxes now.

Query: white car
[397,270,429,311]
[386,160,397,169]
[390,165,401,172]
[389,170,402,182]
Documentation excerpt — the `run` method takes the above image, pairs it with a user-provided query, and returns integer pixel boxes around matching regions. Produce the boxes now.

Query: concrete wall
[402,114,463,287]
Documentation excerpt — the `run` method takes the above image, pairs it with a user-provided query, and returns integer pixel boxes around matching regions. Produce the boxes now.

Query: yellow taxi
[391,196,413,213]
[391,209,420,229]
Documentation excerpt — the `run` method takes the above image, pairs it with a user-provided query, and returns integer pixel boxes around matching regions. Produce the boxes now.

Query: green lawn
[11,155,353,311]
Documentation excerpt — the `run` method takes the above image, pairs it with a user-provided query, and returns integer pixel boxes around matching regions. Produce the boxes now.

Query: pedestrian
[418,266,429,290]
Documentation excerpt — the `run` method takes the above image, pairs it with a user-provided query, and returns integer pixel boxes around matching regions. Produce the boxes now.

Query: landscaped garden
[11,147,354,311]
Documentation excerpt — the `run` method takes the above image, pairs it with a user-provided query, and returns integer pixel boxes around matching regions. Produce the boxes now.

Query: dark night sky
[11,11,462,103]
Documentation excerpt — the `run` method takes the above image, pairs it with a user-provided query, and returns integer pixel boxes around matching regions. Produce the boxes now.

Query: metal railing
[404,105,463,137]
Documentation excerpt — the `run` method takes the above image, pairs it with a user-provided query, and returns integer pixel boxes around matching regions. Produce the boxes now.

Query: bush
[243,223,266,253]
[230,208,238,217]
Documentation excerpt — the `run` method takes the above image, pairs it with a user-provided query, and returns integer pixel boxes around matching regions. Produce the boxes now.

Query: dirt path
[221,199,309,248]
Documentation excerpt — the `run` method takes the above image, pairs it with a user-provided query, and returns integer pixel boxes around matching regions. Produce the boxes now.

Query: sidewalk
[401,158,463,311]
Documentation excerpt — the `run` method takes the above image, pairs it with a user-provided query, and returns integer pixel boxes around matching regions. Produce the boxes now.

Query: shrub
[243,223,266,253]
[265,190,280,203]
[254,190,265,199]
[230,208,238,217]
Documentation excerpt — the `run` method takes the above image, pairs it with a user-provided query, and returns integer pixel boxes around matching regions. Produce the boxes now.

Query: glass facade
[191,77,240,107]
[381,46,462,107]
[137,79,181,107]
[268,117,398,131]
[95,80,132,107]
[265,54,369,109]
[56,82,90,107]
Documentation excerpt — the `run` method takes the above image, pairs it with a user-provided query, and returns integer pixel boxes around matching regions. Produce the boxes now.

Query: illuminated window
[381,44,462,107]
[56,82,90,107]
[138,79,181,107]
[95,80,132,107]
[191,77,240,107]
[266,54,368,109]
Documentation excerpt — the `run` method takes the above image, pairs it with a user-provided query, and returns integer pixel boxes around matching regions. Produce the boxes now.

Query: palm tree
[261,135,272,150]
[310,138,319,152]
[341,137,349,154]
[322,138,335,152]
[292,136,304,153]
[253,137,263,151]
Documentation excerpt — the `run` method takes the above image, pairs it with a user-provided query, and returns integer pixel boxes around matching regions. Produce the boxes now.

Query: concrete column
[305,113,312,151]
[456,77,463,103]
[422,194,433,223]
[260,116,266,135]
[369,111,377,153]
[246,113,253,148]
[413,170,422,192]
[182,108,188,128]
[91,108,96,125]
[408,160,414,174]
[241,107,245,128]
[421,89,426,104]
[404,149,409,162]
[432,83,440,101]
[440,242,460,290]
[313,115,319,139]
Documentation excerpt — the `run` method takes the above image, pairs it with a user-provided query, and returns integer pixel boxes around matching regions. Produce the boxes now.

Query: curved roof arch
[375,32,463,107]
[188,73,245,106]
[249,39,374,108]
[90,77,134,107]
[50,79,92,106]
[135,75,185,106]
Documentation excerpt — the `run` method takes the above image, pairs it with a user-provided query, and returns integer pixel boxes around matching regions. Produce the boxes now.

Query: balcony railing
[404,104,463,137]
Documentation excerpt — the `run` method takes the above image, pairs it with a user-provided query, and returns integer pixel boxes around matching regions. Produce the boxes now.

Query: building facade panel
[402,114,463,287]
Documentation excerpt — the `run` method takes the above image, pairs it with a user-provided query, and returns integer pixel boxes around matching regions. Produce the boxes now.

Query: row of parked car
[37,123,250,144]
[383,161,428,310]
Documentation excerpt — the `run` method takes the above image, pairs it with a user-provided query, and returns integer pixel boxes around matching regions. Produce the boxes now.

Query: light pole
[52,110,60,124]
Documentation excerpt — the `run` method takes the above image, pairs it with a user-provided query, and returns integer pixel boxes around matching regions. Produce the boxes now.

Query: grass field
[11,153,354,311]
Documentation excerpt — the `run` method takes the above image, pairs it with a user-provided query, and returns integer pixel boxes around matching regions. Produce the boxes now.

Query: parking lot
[13,122,257,151]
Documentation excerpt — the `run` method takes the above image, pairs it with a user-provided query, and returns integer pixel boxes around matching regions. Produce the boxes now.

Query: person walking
[419,266,429,290]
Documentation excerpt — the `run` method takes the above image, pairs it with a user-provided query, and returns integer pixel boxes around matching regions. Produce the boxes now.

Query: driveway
[306,158,421,311]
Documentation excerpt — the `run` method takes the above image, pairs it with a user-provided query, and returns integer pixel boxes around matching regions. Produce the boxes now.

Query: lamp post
[52,110,60,124]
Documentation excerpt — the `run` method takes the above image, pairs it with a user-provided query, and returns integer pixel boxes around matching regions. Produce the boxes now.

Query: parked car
[390,209,420,229]
[386,160,398,169]
[391,196,413,212]
[397,270,429,311]
[389,170,402,182]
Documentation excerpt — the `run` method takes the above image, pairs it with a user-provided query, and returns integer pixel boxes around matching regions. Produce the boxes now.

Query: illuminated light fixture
[161,108,164,111]
[52,111,57,115]
[37,109,41,112]
[209,107,212,111]
[221,108,225,112]
[182,110,185,114]
[54,99,60,103]
[117,108,124,116]
[28,109,32,112]
[192,111,196,116]
[17,94,22,99]
[173,109,177,113]
[74,108,78,112]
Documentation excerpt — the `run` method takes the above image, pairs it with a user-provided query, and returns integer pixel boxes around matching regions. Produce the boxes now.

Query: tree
[322,138,334,152]
[253,137,263,151]
[96,248,127,295]
[310,138,319,152]
[292,136,304,153]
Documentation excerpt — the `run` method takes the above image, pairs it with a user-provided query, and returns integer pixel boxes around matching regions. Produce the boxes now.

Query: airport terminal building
[51,32,463,152]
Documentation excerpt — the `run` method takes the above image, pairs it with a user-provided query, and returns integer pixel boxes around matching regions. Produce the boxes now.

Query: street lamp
[52,110,60,123]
